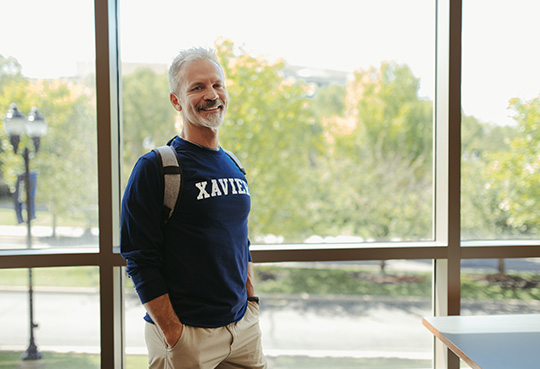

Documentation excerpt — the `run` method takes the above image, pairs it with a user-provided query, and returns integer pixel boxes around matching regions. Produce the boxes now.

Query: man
[121,47,266,369]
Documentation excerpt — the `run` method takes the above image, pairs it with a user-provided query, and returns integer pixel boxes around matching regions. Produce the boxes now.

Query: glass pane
[125,270,147,368]
[258,261,433,367]
[462,258,540,315]
[0,0,98,251]
[119,0,435,244]
[0,267,100,367]
[461,0,540,241]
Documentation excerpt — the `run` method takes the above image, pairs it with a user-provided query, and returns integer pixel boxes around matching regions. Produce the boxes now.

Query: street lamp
[4,103,47,361]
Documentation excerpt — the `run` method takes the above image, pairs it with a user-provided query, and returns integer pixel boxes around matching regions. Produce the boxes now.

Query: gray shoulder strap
[153,145,181,223]
[223,149,246,175]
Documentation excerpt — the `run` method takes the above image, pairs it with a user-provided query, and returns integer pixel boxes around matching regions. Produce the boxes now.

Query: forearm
[246,261,256,297]
[144,293,183,347]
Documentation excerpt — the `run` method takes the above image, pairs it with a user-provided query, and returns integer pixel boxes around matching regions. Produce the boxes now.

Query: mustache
[198,100,223,111]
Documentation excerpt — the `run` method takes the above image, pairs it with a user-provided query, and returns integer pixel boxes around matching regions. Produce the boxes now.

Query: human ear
[170,93,182,112]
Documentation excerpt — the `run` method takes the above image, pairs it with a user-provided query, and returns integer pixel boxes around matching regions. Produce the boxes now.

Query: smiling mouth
[198,101,222,112]
[199,106,221,112]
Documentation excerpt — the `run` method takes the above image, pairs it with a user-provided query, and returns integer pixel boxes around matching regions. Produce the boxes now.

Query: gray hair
[168,47,221,94]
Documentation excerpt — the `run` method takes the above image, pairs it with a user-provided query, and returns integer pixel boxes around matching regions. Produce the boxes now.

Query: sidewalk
[0,225,99,250]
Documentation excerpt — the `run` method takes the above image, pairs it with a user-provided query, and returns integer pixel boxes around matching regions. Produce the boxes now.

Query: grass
[2,264,540,302]
[0,351,99,369]
[0,352,148,369]
[0,207,87,228]
[255,265,431,298]
[267,356,431,369]
[0,267,100,289]
[0,352,431,369]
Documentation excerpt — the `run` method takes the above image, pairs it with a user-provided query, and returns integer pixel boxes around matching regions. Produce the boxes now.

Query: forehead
[179,59,225,86]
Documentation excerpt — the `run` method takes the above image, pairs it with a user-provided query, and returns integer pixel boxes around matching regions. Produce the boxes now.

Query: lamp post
[4,103,47,361]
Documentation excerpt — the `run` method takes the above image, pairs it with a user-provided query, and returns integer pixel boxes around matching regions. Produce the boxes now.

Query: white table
[422,314,540,369]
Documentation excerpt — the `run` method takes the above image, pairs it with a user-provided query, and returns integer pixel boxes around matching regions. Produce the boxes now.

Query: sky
[2,0,539,126]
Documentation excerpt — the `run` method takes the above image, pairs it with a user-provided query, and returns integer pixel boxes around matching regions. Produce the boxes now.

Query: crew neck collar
[176,136,220,152]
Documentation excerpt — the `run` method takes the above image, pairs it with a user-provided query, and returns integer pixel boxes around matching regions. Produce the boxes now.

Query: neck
[180,123,219,149]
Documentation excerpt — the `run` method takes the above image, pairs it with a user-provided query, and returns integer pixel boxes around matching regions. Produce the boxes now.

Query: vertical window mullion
[434,0,462,368]
[95,0,124,367]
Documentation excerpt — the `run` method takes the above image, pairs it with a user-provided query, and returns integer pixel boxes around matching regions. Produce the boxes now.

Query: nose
[204,87,219,101]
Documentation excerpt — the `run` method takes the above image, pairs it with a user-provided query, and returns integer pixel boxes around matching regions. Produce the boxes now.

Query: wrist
[248,295,259,304]
[162,322,183,348]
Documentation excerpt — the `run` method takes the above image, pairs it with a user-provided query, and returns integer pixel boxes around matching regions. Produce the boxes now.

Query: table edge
[422,317,482,369]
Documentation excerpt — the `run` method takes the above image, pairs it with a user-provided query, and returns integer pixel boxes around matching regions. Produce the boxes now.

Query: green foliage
[0,266,99,288]
[312,84,346,118]
[1,44,537,241]
[0,351,99,369]
[0,351,429,369]
[121,67,177,184]
[462,273,540,301]
[312,62,433,240]
[487,97,540,235]
[0,54,23,92]
[0,58,28,185]
[267,356,430,369]
[0,69,99,229]
[217,39,324,240]
[37,80,98,228]
[254,265,431,298]
[461,114,515,238]
[461,96,539,239]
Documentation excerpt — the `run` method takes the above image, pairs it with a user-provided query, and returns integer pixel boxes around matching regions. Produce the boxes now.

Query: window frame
[1,0,539,368]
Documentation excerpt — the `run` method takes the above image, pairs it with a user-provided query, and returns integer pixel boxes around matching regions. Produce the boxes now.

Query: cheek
[221,94,229,107]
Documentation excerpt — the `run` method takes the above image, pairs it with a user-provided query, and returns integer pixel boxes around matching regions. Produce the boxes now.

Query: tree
[29,80,98,230]
[461,94,539,239]
[216,39,325,241]
[0,73,99,231]
[121,67,177,185]
[314,62,433,241]
[487,96,540,236]
[312,84,346,118]
[0,55,27,192]
[461,114,518,239]
[0,54,23,90]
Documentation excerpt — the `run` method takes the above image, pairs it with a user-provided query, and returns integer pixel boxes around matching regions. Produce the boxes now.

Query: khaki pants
[145,302,267,369]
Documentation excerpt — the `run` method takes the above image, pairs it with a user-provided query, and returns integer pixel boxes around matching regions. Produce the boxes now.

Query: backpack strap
[223,149,246,175]
[153,145,182,224]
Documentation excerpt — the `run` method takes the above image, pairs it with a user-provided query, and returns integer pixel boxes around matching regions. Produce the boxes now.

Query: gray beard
[198,114,223,130]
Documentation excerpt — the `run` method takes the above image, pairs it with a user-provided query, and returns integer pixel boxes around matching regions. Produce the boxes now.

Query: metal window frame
[1,1,540,368]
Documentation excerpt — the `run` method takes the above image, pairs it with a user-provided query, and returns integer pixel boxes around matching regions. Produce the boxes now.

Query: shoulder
[135,150,161,172]
[125,151,163,193]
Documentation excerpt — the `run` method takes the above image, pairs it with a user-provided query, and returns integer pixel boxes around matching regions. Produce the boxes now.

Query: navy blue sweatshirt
[121,136,251,328]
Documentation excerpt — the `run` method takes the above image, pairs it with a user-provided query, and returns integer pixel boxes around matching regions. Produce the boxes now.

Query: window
[0,1,538,369]
[0,267,100,365]
[461,258,540,315]
[0,0,99,252]
[254,261,433,367]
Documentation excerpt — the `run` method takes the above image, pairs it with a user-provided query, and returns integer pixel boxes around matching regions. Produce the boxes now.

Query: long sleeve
[120,152,169,304]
